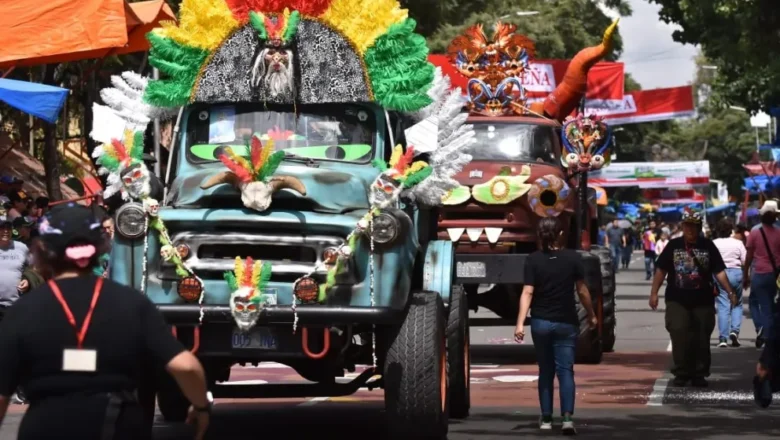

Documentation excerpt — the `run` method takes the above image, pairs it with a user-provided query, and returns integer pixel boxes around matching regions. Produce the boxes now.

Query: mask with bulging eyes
[230,287,262,332]
[369,172,402,208]
[119,163,151,200]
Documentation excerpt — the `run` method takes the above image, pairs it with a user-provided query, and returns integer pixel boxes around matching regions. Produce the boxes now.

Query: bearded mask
[248,10,300,100]
[230,287,262,332]
[120,163,151,200]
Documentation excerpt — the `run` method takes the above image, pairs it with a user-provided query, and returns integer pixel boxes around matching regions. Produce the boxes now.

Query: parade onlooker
[621,228,634,269]
[734,223,749,245]
[33,197,49,220]
[712,218,746,347]
[515,217,596,435]
[12,216,34,246]
[643,221,658,280]
[597,224,606,247]
[605,219,625,273]
[744,200,780,349]
[0,216,29,319]
[0,204,211,440]
[6,193,25,222]
[649,208,736,388]
[655,231,669,261]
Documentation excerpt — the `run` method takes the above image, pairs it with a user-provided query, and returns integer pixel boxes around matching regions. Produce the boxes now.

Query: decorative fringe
[156,0,238,51]
[145,33,209,107]
[224,0,332,22]
[320,0,407,54]
[364,19,434,112]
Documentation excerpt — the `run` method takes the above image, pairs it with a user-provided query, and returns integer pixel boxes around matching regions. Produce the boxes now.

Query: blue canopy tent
[0,78,68,123]
[743,175,780,194]
[706,202,737,215]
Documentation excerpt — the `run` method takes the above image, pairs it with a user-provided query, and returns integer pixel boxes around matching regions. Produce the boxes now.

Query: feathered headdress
[92,129,147,199]
[224,257,273,304]
[250,8,301,47]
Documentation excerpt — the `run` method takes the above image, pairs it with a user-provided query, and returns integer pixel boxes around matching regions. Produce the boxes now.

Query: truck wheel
[447,285,470,419]
[576,252,604,364]
[384,291,449,438]
[602,313,617,353]
[157,376,190,422]
[592,246,617,353]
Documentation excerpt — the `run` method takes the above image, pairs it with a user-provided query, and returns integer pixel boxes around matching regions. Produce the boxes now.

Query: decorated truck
[89,0,479,436]
[434,22,620,361]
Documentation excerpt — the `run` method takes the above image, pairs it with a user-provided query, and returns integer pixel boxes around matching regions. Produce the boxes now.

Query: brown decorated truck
[435,21,620,362]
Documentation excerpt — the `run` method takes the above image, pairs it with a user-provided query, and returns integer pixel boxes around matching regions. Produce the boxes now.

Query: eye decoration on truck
[470,165,532,205]
[561,114,613,172]
[528,174,572,217]
[447,22,536,117]
[200,135,307,212]
[224,257,273,332]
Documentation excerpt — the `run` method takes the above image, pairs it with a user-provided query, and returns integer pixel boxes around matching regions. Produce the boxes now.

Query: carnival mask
[230,287,262,332]
[120,163,151,200]
[369,172,402,208]
[143,198,160,216]
[160,244,175,261]
[561,114,612,172]
[248,10,300,100]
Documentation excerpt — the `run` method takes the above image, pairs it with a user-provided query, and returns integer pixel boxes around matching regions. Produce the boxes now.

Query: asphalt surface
[2,254,779,438]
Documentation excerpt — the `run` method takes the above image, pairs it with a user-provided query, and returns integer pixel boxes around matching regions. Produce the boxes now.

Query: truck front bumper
[159,304,404,326]
[455,254,528,284]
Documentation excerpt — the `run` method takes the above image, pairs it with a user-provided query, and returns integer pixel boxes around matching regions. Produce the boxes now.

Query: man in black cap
[649,208,737,388]
[12,217,35,246]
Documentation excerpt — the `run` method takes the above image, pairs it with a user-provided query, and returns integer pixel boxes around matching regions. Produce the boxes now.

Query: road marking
[492,375,538,383]
[218,380,268,385]
[472,364,500,368]
[470,368,519,374]
[666,341,673,352]
[298,396,329,406]
[646,376,670,406]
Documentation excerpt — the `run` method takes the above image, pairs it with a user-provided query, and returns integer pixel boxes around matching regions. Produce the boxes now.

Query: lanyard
[48,278,104,349]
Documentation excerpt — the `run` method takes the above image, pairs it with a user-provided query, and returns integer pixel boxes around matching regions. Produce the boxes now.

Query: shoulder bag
[758,227,780,289]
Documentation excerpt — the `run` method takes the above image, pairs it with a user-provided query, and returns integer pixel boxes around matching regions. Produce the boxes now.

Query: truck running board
[210,368,380,399]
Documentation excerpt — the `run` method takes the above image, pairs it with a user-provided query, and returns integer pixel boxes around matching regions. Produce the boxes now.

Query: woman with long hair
[514,217,597,435]
[0,203,211,439]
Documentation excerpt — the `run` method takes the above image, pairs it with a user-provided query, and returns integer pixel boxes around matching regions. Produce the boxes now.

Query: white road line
[666,341,673,352]
[646,376,670,406]
[472,364,500,368]
[298,396,329,406]
[218,380,268,385]
[470,368,519,374]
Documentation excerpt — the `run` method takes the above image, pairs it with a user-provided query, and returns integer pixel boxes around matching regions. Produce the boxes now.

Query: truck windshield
[466,122,558,164]
[185,103,376,164]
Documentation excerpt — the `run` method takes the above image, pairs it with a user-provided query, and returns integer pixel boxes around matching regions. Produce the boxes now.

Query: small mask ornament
[224,257,273,332]
[94,129,151,201]
[249,9,301,100]
[143,198,160,216]
[369,145,432,208]
[561,114,612,172]
[200,136,306,212]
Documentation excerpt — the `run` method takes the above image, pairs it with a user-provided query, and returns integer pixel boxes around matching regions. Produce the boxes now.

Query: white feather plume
[402,69,476,206]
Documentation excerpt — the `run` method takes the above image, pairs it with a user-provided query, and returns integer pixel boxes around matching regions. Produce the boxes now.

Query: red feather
[264,14,283,39]
[251,136,263,171]
[111,138,130,164]
[218,154,253,183]
[393,146,415,173]
[224,0,330,23]
[243,257,254,286]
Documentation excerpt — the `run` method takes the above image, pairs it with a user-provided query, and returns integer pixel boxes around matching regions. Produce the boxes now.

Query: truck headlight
[115,203,146,239]
[371,211,400,244]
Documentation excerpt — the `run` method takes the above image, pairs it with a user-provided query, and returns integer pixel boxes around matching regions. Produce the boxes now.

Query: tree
[644,0,780,114]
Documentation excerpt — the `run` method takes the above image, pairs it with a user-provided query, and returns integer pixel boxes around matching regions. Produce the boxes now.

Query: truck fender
[421,240,455,307]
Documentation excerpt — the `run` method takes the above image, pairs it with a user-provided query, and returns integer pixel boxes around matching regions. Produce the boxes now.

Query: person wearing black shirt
[649,208,737,388]
[514,217,597,435]
[0,203,211,439]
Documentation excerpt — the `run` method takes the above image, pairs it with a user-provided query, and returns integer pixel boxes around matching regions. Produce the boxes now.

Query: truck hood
[167,165,374,214]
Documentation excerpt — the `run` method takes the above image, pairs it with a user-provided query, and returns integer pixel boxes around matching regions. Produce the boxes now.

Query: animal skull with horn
[200,136,306,212]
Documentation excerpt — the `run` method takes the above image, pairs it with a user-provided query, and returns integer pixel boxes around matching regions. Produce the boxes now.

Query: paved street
[2,257,779,438]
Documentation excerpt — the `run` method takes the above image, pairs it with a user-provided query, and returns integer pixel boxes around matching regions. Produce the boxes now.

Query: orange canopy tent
[0,0,175,69]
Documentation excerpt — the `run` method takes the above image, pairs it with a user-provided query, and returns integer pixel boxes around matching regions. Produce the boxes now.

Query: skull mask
[160,244,175,261]
[143,198,160,216]
[120,163,151,200]
[230,287,262,332]
[369,172,402,208]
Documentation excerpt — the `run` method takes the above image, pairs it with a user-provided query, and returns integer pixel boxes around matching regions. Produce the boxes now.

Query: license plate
[232,327,277,350]
[457,261,486,278]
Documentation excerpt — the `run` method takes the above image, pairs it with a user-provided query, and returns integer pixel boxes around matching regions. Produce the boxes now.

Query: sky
[603,0,700,90]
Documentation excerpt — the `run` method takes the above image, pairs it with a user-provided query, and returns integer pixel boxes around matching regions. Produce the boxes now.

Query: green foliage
[645,0,779,114]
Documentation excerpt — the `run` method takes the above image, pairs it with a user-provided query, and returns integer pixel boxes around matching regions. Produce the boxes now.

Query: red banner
[428,54,625,100]
[584,86,696,125]
[643,189,705,202]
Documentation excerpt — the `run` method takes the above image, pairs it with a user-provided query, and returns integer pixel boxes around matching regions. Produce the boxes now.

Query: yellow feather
[251,261,262,288]
[258,138,275,172]
[234,257,244,284]
[321,0,408,54]
[156,0,239,51]
[225,147,252,172]
[102,142,117,160]
[388,145,403,168]
[404,161,429,177]
[123,129,134,151]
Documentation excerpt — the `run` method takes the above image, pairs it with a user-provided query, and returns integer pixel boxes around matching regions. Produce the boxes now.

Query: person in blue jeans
[515,217,597,435]
[744,201,780,349]
[605,219,625,273]
[712,218,746,347]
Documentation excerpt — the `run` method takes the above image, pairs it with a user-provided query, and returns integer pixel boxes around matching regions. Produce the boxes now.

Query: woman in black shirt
[0,203,211,439]
[514,217,597,435]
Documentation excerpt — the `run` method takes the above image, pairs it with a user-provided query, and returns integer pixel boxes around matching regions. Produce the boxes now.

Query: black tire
[157,377,190,422]
[575,252,604,364]
[591,246,616,352]
[384,291,449,439]
[447,285,471,419]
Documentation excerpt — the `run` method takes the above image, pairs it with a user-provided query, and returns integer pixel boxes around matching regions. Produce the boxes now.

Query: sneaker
[10,394,24,405]
[718,338,728,348]
[539,416,553,430]
[562,416,577,435]
[671,376,688,387]
[757,327,765,349]
[691,377,709,388]
[729,332,741,347]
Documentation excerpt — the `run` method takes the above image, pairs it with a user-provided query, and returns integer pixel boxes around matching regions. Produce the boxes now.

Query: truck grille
[159,231,344,280]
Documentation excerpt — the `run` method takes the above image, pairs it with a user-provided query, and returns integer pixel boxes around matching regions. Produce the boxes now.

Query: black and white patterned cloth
[193,19,371,105]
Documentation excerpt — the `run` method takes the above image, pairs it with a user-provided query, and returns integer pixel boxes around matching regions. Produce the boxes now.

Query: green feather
[249,11,268,40]
[317,284,327,303]
[224,271,238,291]
[259,150,285,180]
[131,131,145,161]
[364,19,434,112]
[498,166,512,176]
[402,166,432,188]
[282,10,301,43]
[257,261,272,291]
[144,32,209,107]
[98,155,121,173]
[371,159,389,171]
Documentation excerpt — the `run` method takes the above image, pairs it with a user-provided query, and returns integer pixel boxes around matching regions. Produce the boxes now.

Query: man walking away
[744,200,780,349]
[605,219,625,273]
[643,221,658,280]
[649,208,737,388]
